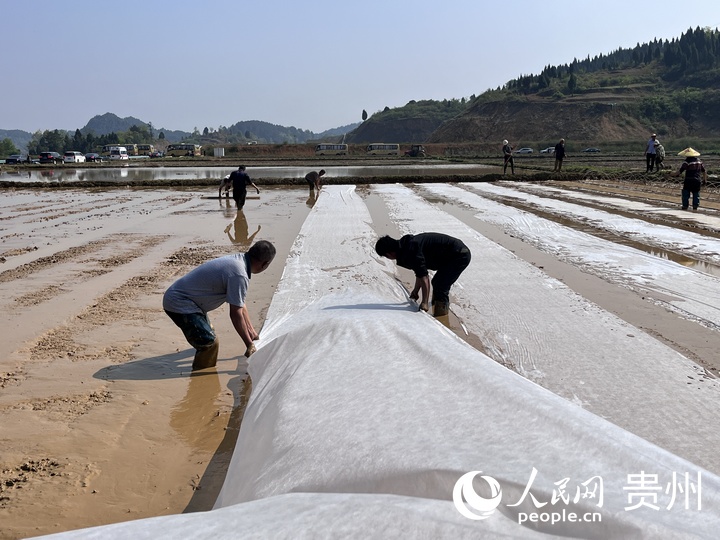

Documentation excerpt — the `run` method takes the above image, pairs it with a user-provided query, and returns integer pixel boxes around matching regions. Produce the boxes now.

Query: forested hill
[345,99,471,144]
[428,26,720,144]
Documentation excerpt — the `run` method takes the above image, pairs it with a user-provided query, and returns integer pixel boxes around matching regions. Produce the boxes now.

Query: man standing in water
[644,133,658,173]
[375,233,471,317]
[230,165,260,209]
[163,240,276,369]
[553,138,566,172]
[502,139,514,175]
[673,147,708,212]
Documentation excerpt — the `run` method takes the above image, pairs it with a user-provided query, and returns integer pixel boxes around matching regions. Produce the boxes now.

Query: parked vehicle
[315,144,348,156]
[583,147,601,153]
[404,144,427,158]
[149,151,164,158]
[64,151,86,164]
[4,154,28,164]
[514,147,534,154]
[39,151,62,164]
[366,143,400,156]
[85,153,104,162]
[166,144,201,157]
[540,147,555,154]
[108,146,129,160]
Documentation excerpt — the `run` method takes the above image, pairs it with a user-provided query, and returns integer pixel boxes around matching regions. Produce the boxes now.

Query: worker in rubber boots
[163,240,276,369]
[375,233,471,317]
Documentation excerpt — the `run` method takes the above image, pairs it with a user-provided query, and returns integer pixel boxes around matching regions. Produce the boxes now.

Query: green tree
[73,129,84,151]
[567,73,578,94]
[159,132,165,140]
[0,138,19,157]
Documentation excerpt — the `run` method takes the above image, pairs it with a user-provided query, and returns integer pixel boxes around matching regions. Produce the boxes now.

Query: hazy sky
[2,0,719,134]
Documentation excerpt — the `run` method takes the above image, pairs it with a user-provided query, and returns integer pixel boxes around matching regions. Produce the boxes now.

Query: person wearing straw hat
[672,147,707,211]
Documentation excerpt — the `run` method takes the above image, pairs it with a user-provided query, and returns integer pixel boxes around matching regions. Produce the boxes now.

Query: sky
[2,0,720,135]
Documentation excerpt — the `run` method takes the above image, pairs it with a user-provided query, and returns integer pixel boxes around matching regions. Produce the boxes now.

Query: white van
[108,146,129,160]
[63,151,86,163]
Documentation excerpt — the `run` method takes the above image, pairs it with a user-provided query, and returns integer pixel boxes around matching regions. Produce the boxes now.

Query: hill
[0,129,33,153]
[339,27,720,147]
[428,26,720,145]
[81,113,189,143]
[345,99,469,144]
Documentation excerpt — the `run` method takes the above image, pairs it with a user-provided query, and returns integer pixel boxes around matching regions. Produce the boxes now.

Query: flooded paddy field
[3,173,720,538]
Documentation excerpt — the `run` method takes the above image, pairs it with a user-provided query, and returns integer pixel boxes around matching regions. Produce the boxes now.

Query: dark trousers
[682,188,700,210]
[234,189,248,209]
[646,154,656,172]
[164,310,216,349]
[431,247,472,304]
[503,156,514,174]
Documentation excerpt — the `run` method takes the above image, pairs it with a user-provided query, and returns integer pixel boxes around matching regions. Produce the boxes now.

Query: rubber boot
[433,300,449,317]
[192,339,219,370]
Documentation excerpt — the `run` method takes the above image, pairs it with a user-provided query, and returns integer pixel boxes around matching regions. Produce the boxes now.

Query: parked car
[540,147,555,154]
[583,147,601,153]
[4,154,28,164]
[85,152,104,162]
[39,151,62,164]
[149,151,164,158]
[64,151,86,164]
[514,147,534,154]
[404,144,426,158]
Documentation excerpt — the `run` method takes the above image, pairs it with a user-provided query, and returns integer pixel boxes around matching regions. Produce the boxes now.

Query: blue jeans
[682,188,700,209]
[164,310,216,350]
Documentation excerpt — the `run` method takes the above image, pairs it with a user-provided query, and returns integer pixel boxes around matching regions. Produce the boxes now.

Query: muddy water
[2,164,494,184]
[4,180,720,538]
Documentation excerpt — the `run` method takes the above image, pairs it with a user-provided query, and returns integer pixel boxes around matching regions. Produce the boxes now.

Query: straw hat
[677,147,701,157]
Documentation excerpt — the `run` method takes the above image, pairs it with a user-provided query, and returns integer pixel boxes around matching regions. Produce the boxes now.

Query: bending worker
[375,232,471,317]
[163,240,276,369]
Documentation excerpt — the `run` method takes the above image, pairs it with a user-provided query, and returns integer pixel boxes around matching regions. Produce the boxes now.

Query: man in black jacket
[375,232,471,317]
[229,165,260,209]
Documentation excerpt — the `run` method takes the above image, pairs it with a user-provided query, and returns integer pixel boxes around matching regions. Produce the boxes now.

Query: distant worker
[654,140,666,171]
[672,147,707,212]
[644,133,658,173]
[230,165,260,209]
[163,240,277,369]
[375,232,471,317]
[219,174,232,198]
[502,139,514,175]
[305,169,326,190]
[553,138,566,172]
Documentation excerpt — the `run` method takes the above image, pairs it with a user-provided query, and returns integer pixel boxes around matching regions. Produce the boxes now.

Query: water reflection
[648,249,720,277]
[306,185,317,208]
[224,210,260,245]
[169,370,223,454]
[3,163,493,184]
[219,197,235,219]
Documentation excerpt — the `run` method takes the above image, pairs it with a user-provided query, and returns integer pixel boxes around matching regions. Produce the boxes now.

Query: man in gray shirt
[163,240,276,370]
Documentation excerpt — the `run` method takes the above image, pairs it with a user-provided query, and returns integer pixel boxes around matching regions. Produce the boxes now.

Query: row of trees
[26,125,163,155]
[504,26,720,96]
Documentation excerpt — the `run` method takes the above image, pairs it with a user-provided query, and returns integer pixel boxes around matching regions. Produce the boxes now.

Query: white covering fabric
[376,183,720,473]
[39,186,720,539]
